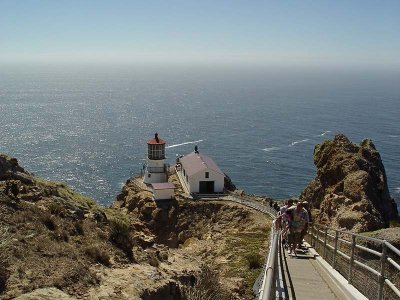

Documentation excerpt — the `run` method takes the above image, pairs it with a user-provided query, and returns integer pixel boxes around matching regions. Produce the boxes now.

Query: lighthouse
[143,133,168,184]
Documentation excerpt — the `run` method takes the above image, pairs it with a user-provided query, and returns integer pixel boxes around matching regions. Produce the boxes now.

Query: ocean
[0,64,399,207]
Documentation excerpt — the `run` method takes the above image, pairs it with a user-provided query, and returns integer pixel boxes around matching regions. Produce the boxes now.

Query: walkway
[280,244,345,300]
[201,194,366,300]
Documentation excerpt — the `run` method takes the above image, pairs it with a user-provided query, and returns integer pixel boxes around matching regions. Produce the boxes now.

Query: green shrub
[0,265,8,293]
[74,221,84,235]
[108,217,134,260]
[84,245,111,266]
[182,265,229,300]
[40,212,57,231]
[245,253,262,269]
[48,202,66,217]
[0,227,11,293]
[148,252,160,268]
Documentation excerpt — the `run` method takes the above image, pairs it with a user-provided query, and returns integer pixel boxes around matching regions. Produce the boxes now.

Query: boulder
[0,155,27,180]
[300,134,399,232]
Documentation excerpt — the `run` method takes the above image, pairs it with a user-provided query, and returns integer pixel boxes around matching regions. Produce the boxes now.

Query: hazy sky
[1,0,399,68]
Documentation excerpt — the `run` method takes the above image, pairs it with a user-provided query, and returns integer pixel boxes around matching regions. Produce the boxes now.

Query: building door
[199,181,214,193]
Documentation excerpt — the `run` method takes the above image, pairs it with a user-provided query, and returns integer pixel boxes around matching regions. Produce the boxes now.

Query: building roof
[147,133,166,145]
[151,182,175,190]
[180,152,224,177]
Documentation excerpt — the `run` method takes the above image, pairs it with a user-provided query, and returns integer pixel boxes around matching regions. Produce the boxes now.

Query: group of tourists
[275,199,311,256]
[268,199,281,212]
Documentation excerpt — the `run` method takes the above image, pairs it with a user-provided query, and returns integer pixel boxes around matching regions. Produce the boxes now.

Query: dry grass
[84,245,111,266]
[108,217,134,260]
[33,178,97,209]
[245,253,263,269]
[182,265,230,300]
[220,228,269,297]
[0,227,12,292]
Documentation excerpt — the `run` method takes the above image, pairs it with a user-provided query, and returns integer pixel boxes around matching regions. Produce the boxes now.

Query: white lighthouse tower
[143,133,168,184]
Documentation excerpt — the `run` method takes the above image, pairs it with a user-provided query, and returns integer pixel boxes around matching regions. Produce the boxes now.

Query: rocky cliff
[0,154,270,300]
[111,174,270,299]
[300,134,399,232]
[0,153,200,299]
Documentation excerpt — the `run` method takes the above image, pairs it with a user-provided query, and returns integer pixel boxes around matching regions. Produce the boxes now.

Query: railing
[147,166,166,173]
[227,194,278,218]
[306,223,400,300]
[182,189,400,299]
[193,193,282,300]
[192,193,228,199]
[256,220,281,300]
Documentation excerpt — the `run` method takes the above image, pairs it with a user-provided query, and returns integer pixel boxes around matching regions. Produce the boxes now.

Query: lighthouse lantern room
[143,133,167,184]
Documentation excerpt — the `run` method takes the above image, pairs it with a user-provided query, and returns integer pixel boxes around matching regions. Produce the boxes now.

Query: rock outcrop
[1,154,270,300]
[111,174,270,299]
[0,154,195,299]
[300,134,399,232]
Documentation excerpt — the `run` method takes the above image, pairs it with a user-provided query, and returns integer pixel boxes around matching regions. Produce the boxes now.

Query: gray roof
[180,152,224,177]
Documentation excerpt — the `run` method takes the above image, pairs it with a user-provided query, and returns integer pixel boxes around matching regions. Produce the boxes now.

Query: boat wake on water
[262,147,280,152]
[319,130,331,136]
[262,131,332,151]
[166,139,204,149]
[289,139,310,146]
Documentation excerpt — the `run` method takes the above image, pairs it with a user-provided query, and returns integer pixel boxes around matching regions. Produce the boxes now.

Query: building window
[205,172,209,178]
[183,169,185,176]
[148,174,151,178]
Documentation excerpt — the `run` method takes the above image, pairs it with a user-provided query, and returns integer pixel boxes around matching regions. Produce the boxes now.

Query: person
[273,202,280,212]
[278,200,293,247]
[279,199,293,215]
[277,201,309,256]
[299,201,312,247]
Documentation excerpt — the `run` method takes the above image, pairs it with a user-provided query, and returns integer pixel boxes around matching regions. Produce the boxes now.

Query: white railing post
[378,242,387,300]
[323,226,328,258]
[333,230,339,269]
[349,235,356,284]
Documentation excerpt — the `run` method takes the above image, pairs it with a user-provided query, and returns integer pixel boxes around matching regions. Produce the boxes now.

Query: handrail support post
[323,226,328,258]
[378,242,387,300]
[349,235,356,284]
[333,231,339,269]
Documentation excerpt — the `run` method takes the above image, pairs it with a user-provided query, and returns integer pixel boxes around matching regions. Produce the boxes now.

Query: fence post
[310,224,314,247]
[378,242,387,300]
[349,235,356,284]
[333,230,339,269]
[323,226,328,258]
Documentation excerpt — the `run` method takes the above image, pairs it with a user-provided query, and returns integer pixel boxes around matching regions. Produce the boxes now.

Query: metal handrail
[179,191,399,299]
[306,223,400,300]
[193,193,280,299]
[258,220,280,300]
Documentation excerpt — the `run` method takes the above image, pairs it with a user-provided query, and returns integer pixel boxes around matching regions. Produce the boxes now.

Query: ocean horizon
[0,64,399,208]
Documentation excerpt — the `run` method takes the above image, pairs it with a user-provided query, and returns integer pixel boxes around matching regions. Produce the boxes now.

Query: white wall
[147,159,165,168]
[144,171,167,184]
[144,159,167,184]
[187,169,224,193]
[153,189,174,200]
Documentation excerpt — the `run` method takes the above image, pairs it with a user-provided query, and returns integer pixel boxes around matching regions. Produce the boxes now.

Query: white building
[143,133,168,184]
[151,182,175,200]
[178,150,225,194]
